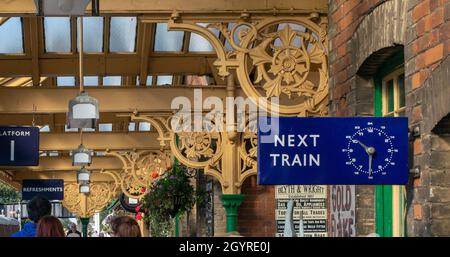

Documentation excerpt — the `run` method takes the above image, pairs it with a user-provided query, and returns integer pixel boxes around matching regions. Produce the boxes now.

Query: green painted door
[374,51,406,237]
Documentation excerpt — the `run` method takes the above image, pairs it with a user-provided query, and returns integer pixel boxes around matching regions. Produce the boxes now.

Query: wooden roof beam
[12,169,116,182]
[0,86,245,113]
[39,132,162,151]
[0,0,327,15]
[0,54,216,77]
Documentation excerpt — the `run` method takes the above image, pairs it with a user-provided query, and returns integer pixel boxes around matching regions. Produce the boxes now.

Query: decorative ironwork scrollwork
[167,16,329,117]
[106,150,171,200]
[62,181,118,218]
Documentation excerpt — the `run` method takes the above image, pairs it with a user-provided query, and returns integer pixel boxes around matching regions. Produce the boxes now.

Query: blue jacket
[11,221,37,237]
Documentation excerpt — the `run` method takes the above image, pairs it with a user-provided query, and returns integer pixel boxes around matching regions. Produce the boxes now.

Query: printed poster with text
[275,185,327,237]
[328,185,356,237]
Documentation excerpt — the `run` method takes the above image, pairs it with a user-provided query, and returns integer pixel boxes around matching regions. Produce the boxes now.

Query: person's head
[110,216,141,237]
[26,195,51,223]
[70,223,78,232]
[36,216,65,237]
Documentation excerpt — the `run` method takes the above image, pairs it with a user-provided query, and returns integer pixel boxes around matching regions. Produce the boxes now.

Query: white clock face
[342,122,399,179]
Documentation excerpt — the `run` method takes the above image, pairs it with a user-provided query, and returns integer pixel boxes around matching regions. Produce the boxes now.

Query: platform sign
[275,185,327,237]
[258,117,408,185]
[22,180,64,201]
[0,126,39,166]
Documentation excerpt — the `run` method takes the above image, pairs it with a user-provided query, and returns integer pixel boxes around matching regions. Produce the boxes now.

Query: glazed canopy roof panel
[188,23,219,52]
[154,22,184,52]
[0,17,24,54]
[109,17,138,52]
[44,17,71,52]
[76,16,104,53]
[0,15,220,82]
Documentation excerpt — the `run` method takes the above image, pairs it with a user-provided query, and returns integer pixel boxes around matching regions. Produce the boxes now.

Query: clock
[342,121,399,179]
[257,116,408,185]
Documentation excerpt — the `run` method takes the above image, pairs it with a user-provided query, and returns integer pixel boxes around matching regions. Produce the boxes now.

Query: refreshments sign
[22,180,64,201]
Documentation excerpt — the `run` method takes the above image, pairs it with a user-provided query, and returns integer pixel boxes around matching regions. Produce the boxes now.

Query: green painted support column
[175,213,180,237]
[221,194,245,233]
[174,134,180,237]
[80,217,90,237]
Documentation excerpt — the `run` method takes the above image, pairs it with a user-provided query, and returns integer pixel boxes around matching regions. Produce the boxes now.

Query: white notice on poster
[275,185,327,237]
[329,185,356,237]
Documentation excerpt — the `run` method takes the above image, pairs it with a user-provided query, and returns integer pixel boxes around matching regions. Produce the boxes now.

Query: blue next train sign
[257,117,408,185]
[0,126,39,166]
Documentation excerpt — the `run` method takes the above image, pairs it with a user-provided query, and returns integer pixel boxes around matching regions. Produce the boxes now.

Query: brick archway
[352,0,406,75]
[421,57,450,133]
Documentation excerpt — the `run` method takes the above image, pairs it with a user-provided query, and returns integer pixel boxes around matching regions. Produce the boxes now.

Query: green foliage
[141,164,205,236]
[148,217,175,237]
[0,182,20,204]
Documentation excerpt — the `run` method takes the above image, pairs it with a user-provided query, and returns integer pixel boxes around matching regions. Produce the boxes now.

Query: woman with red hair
[36,216,65,237]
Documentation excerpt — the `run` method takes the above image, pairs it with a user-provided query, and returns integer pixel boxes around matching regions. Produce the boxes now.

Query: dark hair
[26,196,51,223]
[110,216,141,237]
[36,216,65,237]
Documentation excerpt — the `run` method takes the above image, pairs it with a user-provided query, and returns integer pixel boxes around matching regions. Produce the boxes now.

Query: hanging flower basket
[139,163,204,236]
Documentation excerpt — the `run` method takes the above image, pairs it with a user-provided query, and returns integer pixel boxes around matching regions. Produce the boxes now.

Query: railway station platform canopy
[0,0,329,232]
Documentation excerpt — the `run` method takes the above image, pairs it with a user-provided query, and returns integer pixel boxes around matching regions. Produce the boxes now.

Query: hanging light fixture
[77,167,91,184]
[67,16,99,130]
[67,92,99,129]
[72,144,92,166]
[34,0,92,16]
[79,181,90,194]
[78,168,90,193]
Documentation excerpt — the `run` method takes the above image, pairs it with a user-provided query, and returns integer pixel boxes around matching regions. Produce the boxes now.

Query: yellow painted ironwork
[62,181,119,218]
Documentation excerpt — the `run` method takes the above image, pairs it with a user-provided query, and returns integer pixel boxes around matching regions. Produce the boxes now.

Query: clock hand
[368,154,373,179]
[355,140,369,150]
[354,139,371,153]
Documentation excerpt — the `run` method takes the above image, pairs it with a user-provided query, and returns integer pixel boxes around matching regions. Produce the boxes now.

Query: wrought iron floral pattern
[167,16,329,116]
[106,150,170,200]
[250,25,324,98]
[62,182,118,218]
[179,132,216,159]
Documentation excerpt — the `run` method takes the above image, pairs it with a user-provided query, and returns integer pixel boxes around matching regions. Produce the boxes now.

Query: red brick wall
[328,0,388,236]
[406,0,449,236]
[237,176,276,237]
[407,0,447,98]
[328,0,450,236]
[329,0,386,116]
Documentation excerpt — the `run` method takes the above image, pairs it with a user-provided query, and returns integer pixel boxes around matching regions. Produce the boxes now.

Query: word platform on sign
[0,126,39,166]
[257,117,408,185]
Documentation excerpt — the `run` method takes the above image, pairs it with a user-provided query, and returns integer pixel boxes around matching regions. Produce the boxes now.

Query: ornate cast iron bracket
[62,181,119,218]
[126,114,257,194]
[164,14,329,117]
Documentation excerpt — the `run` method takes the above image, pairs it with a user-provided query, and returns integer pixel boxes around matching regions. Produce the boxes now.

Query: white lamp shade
[73,104,97,119]
[67,92,99,129]
[73,152,90,164]
[77,172,90,182]
[77,168,91,183]
[80,184,90,193]
[72,144,92,166]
